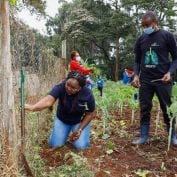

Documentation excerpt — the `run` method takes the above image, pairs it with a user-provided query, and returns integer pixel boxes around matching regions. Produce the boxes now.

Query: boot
[132,124,149,145]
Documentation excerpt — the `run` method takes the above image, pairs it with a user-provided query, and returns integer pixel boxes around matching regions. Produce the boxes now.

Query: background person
[25,71,95,149]
[122,68,134,84]
[97,75,104,96]
[86,75,95,90]
[131,11,177,145]
[69,50,94,76]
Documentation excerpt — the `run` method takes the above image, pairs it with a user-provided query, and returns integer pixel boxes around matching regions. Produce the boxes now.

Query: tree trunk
[0,0,17,165]
[114,37,120,81]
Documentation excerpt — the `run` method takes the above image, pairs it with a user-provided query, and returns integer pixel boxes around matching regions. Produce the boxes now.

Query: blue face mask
[143,26,154,35]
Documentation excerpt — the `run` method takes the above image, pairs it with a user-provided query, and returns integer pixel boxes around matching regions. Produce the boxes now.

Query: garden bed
[38,108,177,177]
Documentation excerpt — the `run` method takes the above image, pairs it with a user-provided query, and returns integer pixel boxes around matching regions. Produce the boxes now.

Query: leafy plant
[107,141,115,150]
[9,0,16,6]
[167,101,177,151]
[135,169,150,177]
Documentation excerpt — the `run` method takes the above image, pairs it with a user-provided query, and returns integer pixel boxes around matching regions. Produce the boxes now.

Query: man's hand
[131,75,141,88]
[70,129,82,142]
[162,72,171,82]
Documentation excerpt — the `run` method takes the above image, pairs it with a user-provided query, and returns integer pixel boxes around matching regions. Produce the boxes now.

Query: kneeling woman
[25,71,95,149]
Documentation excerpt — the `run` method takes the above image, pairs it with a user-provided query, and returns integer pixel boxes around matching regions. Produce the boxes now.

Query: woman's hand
[25,104,34,111]
[70,112,95,142]
[70,129,82,142]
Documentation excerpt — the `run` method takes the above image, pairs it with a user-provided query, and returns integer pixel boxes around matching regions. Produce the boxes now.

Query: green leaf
[135,169,150,177]
[102,133,110,140]
[107,141,115,150]
[9,0,16,6]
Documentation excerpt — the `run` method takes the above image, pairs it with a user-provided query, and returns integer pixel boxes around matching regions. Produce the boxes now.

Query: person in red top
[69,50,94,75]
[125,68,134,77]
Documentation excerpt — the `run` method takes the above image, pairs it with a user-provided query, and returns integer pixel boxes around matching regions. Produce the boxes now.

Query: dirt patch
[39,107,177,177]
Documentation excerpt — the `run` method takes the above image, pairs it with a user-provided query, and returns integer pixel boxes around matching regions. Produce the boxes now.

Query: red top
[70,59,90,75]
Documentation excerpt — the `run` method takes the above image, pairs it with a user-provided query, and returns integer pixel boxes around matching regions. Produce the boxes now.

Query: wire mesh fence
[0,17,66,176]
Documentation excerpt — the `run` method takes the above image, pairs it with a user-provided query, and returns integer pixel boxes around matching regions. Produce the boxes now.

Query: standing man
[131,11,177,145]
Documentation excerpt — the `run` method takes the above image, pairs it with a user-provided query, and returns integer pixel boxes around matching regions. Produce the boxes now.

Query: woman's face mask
[76,56,81,62]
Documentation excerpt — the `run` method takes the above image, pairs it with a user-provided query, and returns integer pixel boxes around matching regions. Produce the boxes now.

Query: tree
[0,0,17,148]
[0,1,18,174]
[121,0,177,31]
[46,0,136,80]
[108,10,136,80]
[46,0,177,80]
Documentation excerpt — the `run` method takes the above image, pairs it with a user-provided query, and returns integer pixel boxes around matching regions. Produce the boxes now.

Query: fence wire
[0,17,66,176]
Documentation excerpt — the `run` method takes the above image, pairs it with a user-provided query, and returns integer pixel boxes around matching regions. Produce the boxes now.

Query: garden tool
[20,67,35,177]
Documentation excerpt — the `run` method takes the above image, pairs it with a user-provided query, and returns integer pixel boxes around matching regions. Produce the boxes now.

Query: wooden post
[0,0,17,152]
[61,39,67,71]
[114,37,120,81]
[62,39,67,59]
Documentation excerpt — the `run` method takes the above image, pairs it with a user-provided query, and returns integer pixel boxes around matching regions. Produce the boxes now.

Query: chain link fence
[0,17,66,176]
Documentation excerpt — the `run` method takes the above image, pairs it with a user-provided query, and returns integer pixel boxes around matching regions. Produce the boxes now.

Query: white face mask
[76,56,81,62]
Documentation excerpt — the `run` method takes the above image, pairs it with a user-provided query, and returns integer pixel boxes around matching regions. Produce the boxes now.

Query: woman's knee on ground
[72,139,90,150]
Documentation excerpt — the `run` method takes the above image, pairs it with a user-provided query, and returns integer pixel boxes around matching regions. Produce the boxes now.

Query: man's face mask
[143,26,154,35]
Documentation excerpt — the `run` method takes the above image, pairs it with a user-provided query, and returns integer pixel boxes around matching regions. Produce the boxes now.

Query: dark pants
[139,80,172,127]
[98,86,103,96]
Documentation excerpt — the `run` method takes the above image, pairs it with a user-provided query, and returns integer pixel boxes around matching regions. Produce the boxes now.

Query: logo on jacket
[144,47,159,68]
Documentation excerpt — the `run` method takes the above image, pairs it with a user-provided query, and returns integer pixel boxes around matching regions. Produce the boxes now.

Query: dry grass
[0,124,18,177]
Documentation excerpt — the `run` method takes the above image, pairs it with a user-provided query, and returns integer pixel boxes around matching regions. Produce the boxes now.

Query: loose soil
[39,106,177,177]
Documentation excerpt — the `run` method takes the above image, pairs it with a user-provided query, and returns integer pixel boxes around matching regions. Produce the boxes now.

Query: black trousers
[139,80,172,127]
[97,87,103,96]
